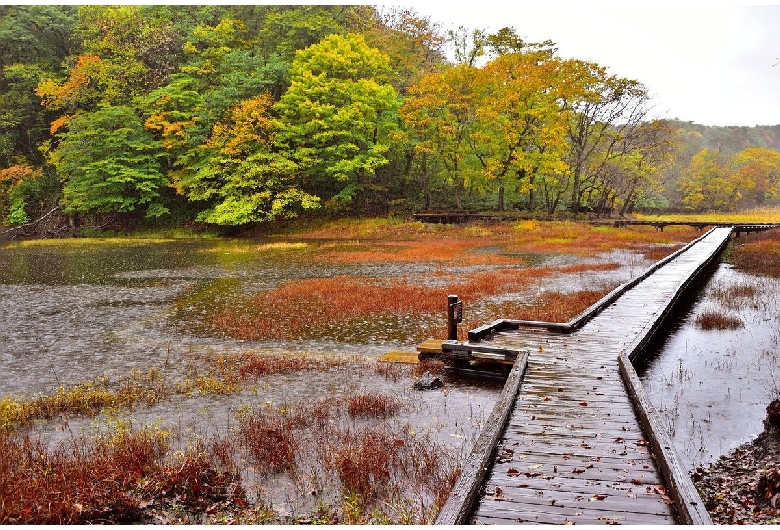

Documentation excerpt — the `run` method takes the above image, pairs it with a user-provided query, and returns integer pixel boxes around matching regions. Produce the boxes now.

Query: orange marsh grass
[732,229,780,278]
[0,428,243,524]
[215,263,622,342]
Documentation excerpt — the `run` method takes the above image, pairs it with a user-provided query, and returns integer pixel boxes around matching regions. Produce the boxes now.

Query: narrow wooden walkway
[438,227,733,525]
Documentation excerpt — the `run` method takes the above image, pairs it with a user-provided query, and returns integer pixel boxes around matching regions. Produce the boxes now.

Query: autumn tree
[401,64,483,209]
[679,149,737,211]
[275,33,401,212]
[181,94,319,225]
[558,60,651,213]
[594,120,679,215]
[472,50,570,211]
[730,147,780,208]
[353,6,447,94]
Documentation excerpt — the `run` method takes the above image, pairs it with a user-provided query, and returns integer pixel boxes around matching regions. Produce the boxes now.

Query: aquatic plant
[695,310,744,330]
[346,392,403,418]
[0,425,243,525]
[238,411,298,474]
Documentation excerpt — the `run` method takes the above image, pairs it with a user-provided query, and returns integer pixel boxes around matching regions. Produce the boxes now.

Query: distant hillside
[668,120,780,155]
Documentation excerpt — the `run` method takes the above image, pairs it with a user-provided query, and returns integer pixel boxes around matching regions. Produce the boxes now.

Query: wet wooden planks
[465,227,733,525]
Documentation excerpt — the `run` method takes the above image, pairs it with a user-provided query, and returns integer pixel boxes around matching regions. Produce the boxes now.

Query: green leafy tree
[0,64,52,166]
[183,94,319,225]
[0,5,77,70]
[50,105,167,217]
[275,33,401,210]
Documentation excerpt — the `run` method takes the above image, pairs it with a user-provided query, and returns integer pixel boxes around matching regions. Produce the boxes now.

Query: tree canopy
[1,5,778,231]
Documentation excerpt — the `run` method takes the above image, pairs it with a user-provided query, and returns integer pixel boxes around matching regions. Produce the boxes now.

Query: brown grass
[215,265,623,342]
[732,229,780,278]
[327,428,395,501]
[238,412,298,475]
[346,392,403,418]
[695,310,744,330]
[0,428,243,524]
[213,219,699,344]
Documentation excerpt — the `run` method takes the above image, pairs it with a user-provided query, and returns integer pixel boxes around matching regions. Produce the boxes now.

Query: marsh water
[1,234,773,507]
[638,262,780,471]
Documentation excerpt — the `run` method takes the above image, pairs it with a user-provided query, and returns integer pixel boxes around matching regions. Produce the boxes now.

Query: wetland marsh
[4,219,770,523]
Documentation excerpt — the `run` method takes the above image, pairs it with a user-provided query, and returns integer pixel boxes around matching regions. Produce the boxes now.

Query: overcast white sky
[409,2,780,127]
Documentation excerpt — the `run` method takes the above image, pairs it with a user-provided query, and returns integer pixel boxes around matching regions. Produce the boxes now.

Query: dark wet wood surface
[468,227,732,525]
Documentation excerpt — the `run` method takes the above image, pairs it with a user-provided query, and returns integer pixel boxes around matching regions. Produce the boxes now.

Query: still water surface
[639,262,780,471]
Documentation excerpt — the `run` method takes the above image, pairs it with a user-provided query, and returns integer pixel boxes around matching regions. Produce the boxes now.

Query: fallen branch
[1,206,62,235]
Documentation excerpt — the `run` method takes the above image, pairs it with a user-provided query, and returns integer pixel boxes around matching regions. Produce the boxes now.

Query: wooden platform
[436,227,734,525]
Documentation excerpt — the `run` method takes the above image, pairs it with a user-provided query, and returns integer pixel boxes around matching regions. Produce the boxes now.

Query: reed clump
[0,427,243,524]
[1,370,168,432]
[695,310,744,330]
[346,392,403,418]
[238,412,298,474]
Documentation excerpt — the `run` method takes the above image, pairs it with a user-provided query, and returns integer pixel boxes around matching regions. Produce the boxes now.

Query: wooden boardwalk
[437,227,733,525]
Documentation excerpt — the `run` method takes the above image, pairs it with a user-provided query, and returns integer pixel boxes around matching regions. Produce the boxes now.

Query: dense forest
[1,5,779,235]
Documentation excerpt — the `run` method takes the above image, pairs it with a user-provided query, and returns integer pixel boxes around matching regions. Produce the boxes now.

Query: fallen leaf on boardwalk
[544,397,551,401]
[631,479,643,485]
[580,401,588,406]
[585,464,594,469]
[590,494,608,501]
[572,468,586,474]
[653,485,667,495]
[636,440,650,446]
[529,464,543,470]
[563,518,576,524]
[614,437,625,443]
[517,483,530,488]
[525,471,542,478]
[508,468,521,476]
[581,443,592,449]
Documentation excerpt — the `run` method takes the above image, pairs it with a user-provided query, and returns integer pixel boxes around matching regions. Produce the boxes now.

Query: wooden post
[447,294,463,340]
